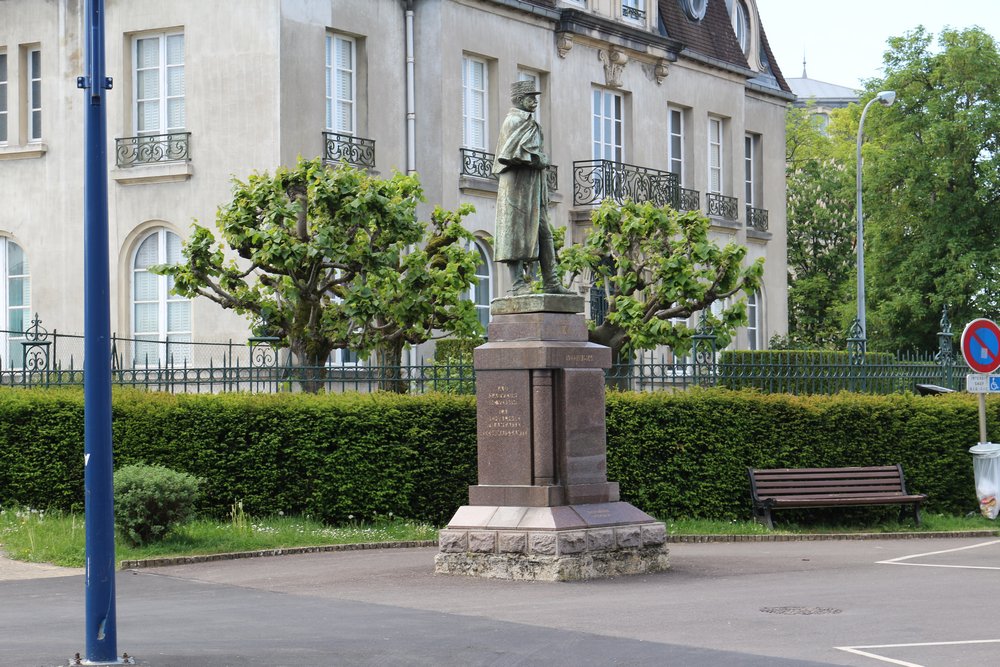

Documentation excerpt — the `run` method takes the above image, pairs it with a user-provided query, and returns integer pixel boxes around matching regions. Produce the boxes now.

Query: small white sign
[966,374,1000,393]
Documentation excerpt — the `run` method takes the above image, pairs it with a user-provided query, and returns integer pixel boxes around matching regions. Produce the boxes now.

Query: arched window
[733,2,750,55]
[747,290,762,350]
[132,228,191,365]
[0,238,29,369]
[472,241,492,331]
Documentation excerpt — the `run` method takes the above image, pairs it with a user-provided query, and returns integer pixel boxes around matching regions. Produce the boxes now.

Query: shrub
[113,463,202,545]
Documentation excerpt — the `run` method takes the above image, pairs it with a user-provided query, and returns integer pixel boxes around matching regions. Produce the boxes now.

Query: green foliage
[785,104,857,348]
[560,200,763,362]
[858,27,1000,351]
[113,464,202,546]
[606,389,983,520]
[155,159,483,389]
[0,387,988,525]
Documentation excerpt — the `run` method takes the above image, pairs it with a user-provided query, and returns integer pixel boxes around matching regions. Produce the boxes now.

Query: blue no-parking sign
[962,318,1000,374]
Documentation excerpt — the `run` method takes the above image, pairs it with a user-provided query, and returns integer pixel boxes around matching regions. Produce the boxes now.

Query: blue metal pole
[79,0,118,662]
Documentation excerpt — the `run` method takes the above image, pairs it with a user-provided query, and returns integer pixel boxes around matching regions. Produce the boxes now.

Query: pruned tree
[560,200,763,370]
[156,158,483,392]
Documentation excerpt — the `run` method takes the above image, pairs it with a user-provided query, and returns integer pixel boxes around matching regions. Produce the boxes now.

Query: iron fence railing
[0,309,968,395]
[573,160,678,208]
[115,132,191,167]
[460,148,558,191]
[323,131,376,170]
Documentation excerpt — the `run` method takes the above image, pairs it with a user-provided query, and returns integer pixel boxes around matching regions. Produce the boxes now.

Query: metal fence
[0,315,970,395]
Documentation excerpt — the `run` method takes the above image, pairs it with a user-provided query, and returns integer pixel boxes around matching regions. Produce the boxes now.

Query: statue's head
[510,80,541,109]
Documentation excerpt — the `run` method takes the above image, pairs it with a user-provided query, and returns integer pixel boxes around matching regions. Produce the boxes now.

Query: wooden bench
[747,465,927,529]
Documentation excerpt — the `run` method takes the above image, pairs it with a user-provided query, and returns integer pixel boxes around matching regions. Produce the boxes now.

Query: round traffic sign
[961,318,1000,373]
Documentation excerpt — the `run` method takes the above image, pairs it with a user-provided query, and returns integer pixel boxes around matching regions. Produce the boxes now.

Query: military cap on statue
[510,79,542,98]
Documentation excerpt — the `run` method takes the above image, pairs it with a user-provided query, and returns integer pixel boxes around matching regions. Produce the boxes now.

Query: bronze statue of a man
[493,80,571,296]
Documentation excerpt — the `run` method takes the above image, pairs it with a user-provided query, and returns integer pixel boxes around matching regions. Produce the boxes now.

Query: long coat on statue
[492,107,549,263]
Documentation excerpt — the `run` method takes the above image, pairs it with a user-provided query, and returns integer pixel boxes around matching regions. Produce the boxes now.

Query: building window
[0,52,8,144]
[134,33,184,137]
[27,48,40,141]
[132,229,191,366]
[592,88,623,161]
[462,56,488,150]
[0,238,29,369]
[668,107,684,183]
[622,0,645,22]
[747,290,761,350]
[733,1,750,55]
[708,116,723,193]
[471,241,492,331]
[326,34,355,135]
[744,133,760,208]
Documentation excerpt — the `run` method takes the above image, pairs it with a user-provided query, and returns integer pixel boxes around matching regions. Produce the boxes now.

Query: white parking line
[836,639,1000,666]
[876,539,1000,569]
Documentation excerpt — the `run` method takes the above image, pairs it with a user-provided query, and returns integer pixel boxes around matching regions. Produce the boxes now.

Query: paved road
[3,537,999,666]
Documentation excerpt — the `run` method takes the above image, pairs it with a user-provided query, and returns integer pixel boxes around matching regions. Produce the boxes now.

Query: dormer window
[733,1,750,55]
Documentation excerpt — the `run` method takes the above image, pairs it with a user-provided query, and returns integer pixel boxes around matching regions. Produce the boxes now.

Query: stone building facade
[0,0,791,369]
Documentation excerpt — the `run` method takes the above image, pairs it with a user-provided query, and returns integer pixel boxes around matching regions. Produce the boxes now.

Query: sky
[753,0,1000,89]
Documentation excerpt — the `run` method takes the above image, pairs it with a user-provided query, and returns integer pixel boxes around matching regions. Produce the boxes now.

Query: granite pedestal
[435,294,668,581]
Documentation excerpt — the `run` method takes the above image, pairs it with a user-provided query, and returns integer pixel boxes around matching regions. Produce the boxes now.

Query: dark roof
[658,0,790,94]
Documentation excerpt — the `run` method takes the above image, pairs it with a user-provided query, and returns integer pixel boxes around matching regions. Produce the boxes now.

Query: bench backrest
[749,465,908,500]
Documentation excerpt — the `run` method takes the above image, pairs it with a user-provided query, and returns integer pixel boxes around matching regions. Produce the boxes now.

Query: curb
[118,531,999,569]
[119,540,439,570]
[666,530,998,543]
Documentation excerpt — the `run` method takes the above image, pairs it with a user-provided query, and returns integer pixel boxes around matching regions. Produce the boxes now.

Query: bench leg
[753,505,774,530]
[899,504,922,526]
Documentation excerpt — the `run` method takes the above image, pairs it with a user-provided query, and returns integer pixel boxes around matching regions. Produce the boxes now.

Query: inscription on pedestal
[483,384,529,438]
[476,370,532,485]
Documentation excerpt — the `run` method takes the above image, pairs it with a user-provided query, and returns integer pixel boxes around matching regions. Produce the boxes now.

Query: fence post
[847,318,866,392]
[692,313,717,387]
[248,336,281,393]
[935,305,956,389]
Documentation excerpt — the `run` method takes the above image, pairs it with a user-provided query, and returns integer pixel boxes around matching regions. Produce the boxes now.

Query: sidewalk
[3,536,1000,666]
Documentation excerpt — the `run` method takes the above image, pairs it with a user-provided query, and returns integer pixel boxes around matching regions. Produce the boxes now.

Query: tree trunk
[589,323,631,390]
[376,339,408,394]
[289,340,331,394]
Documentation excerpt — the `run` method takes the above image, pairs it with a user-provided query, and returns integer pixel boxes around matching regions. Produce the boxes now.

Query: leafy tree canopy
[860,26,1000,351]
[156,158,482,388]
[560,200,763,364]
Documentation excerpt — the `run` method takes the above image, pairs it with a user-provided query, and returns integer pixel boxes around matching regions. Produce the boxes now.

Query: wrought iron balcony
[677,187,701,212]
[573,160,678,208]
[460,148,558,191]
[747,206,769,232]
[323,131,375,170]
[706,192,739,221]
[622,4,646,21]
[115,132,190,168]
[460,148,495,180]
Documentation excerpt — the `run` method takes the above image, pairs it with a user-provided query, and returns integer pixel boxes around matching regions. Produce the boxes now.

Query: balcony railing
[573,160,678,208]
[115,132,190,168]
[323,131,375,170]
[622,4,646,21]
[460,148,558,191]
[677,187,701,212]
[706,192,739,221]
[747,206,769,232]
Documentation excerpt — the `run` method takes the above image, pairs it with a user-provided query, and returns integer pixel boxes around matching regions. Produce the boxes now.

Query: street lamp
[853,90,896,352]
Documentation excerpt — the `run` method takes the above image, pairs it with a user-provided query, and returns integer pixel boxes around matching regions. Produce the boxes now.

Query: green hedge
[0,387,987,522]
[606,389,981,519]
